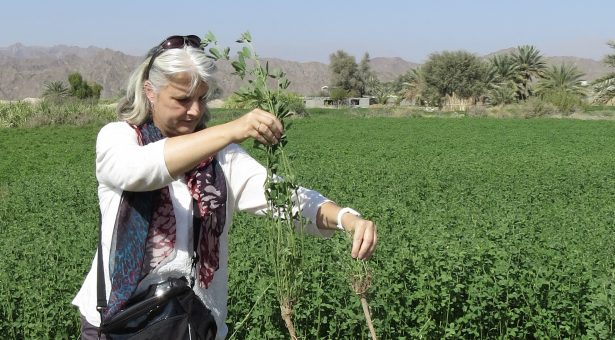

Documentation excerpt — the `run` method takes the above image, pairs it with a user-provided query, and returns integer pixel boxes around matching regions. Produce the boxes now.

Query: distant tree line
[36,40,615,113]
[328,41,615,112]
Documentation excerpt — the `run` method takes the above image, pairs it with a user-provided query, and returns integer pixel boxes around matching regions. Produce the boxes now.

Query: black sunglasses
[143,35,203,80]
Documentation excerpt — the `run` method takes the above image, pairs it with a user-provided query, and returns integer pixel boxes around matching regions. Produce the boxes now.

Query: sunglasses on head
[144,35,203,80]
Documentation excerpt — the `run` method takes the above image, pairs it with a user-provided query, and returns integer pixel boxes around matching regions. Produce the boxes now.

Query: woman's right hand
[227,108,284,145]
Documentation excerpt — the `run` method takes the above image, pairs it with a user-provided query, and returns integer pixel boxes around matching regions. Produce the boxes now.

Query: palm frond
[592,72,615,104]
[42,80,70,98]
[535,64,586,97]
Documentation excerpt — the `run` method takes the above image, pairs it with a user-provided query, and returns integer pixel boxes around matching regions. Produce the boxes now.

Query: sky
[1,0,614,64]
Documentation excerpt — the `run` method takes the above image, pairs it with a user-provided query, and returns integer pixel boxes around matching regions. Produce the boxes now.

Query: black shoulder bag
[95,200,217,340]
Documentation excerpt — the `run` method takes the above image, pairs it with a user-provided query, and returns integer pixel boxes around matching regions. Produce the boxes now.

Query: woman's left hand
[342,216,378,260]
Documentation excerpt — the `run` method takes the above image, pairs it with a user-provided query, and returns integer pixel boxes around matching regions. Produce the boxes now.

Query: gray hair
[116,46,215,127]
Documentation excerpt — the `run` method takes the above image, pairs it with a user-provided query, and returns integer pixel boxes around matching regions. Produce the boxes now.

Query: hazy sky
[1,0,613,63]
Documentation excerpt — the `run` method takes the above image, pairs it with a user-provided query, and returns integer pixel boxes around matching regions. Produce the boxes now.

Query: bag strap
[95,209,106,339]
[96,209,106,313]
[95,199,203,318]
[190,199,202,287]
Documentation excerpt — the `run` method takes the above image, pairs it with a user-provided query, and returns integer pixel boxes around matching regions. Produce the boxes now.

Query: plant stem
[280,299,298,340]
[228,282,272,340]
[347,245,377,339]
[360,294,378,340]
[230,34,303,339]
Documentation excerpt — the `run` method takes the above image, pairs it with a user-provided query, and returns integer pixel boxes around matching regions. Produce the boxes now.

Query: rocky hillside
[0,43,611,101]
[0,44,141,100]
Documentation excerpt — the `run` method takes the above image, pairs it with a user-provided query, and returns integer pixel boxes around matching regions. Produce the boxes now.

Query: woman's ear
[144,81,156,104]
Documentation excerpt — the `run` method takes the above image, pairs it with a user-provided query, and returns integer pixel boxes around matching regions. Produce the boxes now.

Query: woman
[72,34,377,339]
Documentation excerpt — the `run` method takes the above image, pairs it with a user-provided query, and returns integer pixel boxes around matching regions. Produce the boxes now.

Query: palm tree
[42,80,70,98]
[592,40,615,104]
[489,54,520,84]
[512,45,547,100]
[398,67,427,105]
[535,64,586,97]
[371,82,394,105]
[486,54,521,105]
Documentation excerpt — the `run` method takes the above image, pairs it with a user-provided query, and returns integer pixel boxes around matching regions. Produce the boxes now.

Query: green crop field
[1,112,614,339]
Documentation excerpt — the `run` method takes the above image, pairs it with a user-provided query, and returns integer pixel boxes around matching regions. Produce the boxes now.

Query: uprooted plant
[204,31,305,339]
[337,232,378,340]
[351,257,377,339]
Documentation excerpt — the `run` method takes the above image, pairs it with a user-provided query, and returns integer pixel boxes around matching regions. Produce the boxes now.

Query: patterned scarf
[103,121,227,320]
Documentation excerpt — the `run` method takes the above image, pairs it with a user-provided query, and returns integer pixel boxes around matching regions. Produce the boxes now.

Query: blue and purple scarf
[103,121,227,320]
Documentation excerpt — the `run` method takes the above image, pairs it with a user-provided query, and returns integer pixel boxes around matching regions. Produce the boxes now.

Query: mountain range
[0,43,611,101]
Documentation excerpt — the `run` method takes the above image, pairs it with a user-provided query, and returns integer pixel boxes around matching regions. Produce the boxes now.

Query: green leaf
[231,61,246,78]
[272,69,284,79]
[203,31,217,44]
[242,46,252,59]
[279,78,291,90]
[208,48,222,61]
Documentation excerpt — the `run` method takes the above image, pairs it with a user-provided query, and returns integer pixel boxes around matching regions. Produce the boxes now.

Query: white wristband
[336,207,361,230]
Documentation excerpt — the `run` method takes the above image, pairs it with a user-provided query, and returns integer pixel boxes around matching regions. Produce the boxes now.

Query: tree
[488,84,518,106]
[90,82,103,99]
[486,55,521,105]
[329,87,349,106]
[489,54,520,84]
[67,72,103,100]
[592,40,615,104]
[396,67,428,105]
[421,50,490,106]
[329,50,360,97]
[357,52,375,97]
[535,64,586,97]
[68,72,89,99]
[533,64,586,113]
[369,80,394,105]
[42,80,70,99]
[511,45,546,100]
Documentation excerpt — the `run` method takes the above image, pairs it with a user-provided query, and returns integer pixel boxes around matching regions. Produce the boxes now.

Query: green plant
[222,31,305,339]
[68,72,102,100]
[3,117,615,338]
[335,233,378,339]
